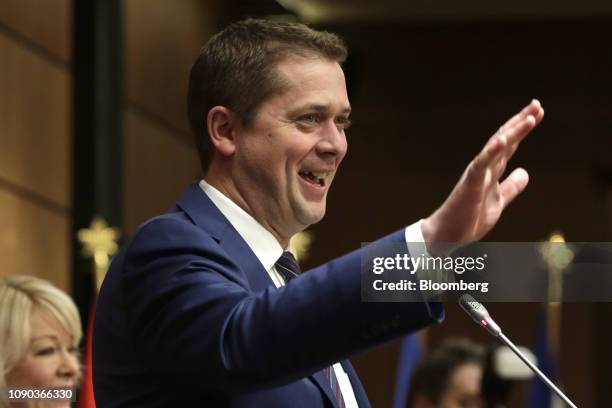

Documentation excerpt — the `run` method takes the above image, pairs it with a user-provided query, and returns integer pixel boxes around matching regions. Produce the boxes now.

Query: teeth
[300,170,330,185]
[303,171,327,179]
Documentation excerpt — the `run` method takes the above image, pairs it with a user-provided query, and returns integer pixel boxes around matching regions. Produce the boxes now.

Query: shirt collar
[199,179,283,272]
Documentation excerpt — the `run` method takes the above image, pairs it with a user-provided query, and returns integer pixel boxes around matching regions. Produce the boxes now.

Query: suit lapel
[311,370,340,408]
[175,182,275,292]
[218,225,276,291]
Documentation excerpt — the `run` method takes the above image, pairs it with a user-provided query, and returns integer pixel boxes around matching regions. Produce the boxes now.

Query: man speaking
[93,18,544,407]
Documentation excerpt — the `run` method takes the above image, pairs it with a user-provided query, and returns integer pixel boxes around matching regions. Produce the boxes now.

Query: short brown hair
[407,337,485,407]
[187,18,348,172]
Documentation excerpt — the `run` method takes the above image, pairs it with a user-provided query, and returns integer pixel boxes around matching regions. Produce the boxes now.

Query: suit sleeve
[120,217,443,392]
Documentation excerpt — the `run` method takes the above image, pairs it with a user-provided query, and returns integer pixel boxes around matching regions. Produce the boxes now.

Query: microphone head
[458,294,502,337]
[459,293,490,320]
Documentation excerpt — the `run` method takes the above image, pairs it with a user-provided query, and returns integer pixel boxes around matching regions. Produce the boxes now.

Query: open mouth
[298,170,327,187]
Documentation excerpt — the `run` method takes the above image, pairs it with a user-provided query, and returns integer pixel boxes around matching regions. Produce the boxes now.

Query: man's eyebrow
[289,103,352,115]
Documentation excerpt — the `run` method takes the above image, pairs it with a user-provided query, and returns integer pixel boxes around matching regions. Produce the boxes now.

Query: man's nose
[315,120,347,158]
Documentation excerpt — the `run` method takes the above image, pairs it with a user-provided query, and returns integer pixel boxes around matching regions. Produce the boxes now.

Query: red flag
[79,299,97,408]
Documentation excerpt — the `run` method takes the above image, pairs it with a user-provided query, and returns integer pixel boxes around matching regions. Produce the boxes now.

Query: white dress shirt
[199,179,429,408]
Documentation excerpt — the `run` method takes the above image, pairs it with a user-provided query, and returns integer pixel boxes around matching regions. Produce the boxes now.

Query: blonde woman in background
[0,276,82,408]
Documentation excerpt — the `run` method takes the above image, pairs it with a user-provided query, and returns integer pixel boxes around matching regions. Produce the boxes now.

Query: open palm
[422,100,545,254]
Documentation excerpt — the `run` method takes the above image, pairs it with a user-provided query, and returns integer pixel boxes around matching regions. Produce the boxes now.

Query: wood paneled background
[0,0,71,291]
[122,0,213,235]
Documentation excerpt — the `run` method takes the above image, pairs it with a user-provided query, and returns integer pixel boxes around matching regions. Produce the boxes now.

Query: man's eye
[335,117,352,130]
[298,114,319,124]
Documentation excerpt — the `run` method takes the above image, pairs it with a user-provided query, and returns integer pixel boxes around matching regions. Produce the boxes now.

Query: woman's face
[6,307,79,407]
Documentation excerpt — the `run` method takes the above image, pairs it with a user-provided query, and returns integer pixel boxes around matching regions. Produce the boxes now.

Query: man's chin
[296,204,326,226]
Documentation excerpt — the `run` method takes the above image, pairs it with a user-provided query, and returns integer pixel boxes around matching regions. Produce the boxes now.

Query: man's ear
[207,106,238,157]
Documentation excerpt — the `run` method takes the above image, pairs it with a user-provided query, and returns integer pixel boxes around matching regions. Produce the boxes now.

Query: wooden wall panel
[123,0,222,138]
[0,32,71,208]
[0,189,70,292]
[0,0,71,62]
[123,108,201,236]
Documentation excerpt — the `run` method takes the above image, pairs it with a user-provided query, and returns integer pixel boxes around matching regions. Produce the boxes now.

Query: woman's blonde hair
[0,275,82,395]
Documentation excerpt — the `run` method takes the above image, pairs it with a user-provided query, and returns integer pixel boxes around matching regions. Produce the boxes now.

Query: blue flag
[528,311,556,408]
[392,335,423,408]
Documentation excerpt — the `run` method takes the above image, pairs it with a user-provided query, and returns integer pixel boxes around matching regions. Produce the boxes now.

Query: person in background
[0,275,82,408]
[408,337,485,408]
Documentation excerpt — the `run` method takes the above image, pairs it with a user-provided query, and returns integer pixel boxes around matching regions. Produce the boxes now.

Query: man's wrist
[420,217,435,245]
[421,216,462,257]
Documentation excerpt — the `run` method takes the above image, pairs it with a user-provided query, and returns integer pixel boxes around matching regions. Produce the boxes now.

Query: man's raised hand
[421,100,545,254]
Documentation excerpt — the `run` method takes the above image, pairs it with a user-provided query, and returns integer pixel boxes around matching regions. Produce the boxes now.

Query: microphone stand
[497,332,576,408]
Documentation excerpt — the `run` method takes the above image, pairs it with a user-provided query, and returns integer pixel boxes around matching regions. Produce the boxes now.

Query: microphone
[458,294,578,408]
[458,294,502,337]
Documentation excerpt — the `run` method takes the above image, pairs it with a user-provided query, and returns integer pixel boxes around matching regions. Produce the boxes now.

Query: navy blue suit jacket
[93,183,444,407]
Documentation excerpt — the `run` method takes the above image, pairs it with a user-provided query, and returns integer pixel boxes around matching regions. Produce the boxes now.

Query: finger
[472,133,507,174]
[499,167,529,209]
[497,99,542,135]
[502,108,545,164]
[504,114,536,147]
[485,113,536,178]
[534,106,545,124]
[493,156,508,181]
